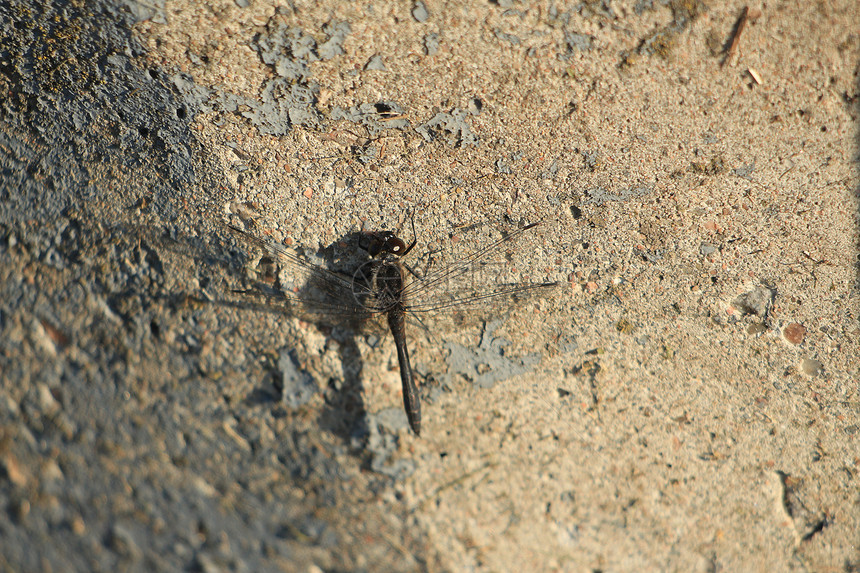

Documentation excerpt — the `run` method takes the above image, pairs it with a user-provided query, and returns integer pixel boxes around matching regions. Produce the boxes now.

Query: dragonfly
[225,215,557,436]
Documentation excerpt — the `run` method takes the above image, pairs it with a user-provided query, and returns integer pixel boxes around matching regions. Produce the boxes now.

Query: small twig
[801,251,834,266]
[722,6,761,67]
[747,67,763,85]
[416,461,499,510]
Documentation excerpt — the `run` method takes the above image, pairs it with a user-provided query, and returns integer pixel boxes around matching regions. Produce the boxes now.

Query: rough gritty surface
[1,0,859,571]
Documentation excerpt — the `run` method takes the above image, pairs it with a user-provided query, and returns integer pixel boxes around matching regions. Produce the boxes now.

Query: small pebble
[800,358,823,376]
[412,1,428,22]
[783,323,806,345]
[364,55,386,71]
[1,454,28,487]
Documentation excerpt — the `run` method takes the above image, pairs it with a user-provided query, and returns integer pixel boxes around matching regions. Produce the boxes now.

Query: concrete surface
[1,0,858,571]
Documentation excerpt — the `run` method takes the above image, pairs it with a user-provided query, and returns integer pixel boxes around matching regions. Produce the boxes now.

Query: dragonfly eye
[386,237,407,254]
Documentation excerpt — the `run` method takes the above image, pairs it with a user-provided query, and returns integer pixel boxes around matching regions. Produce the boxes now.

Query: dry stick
[722,6,749,67]
[722,6,761,68]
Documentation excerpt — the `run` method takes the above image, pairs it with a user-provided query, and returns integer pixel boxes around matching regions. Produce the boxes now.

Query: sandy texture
[1,0,858,571]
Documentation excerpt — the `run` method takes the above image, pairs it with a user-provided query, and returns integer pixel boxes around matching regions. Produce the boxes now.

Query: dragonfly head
[365,231,408,258]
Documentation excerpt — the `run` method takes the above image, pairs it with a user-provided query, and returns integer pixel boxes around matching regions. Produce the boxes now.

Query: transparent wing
[401,222,557,313]
[226,220,557,325]
[405,280,557,313]
[225,223,374,320]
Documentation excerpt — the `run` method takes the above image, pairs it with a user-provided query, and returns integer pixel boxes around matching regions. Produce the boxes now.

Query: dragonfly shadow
[226,227,398,441]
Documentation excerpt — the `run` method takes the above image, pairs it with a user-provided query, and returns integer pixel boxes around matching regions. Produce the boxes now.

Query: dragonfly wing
[402,222,554,312]
[226,223,374,320]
